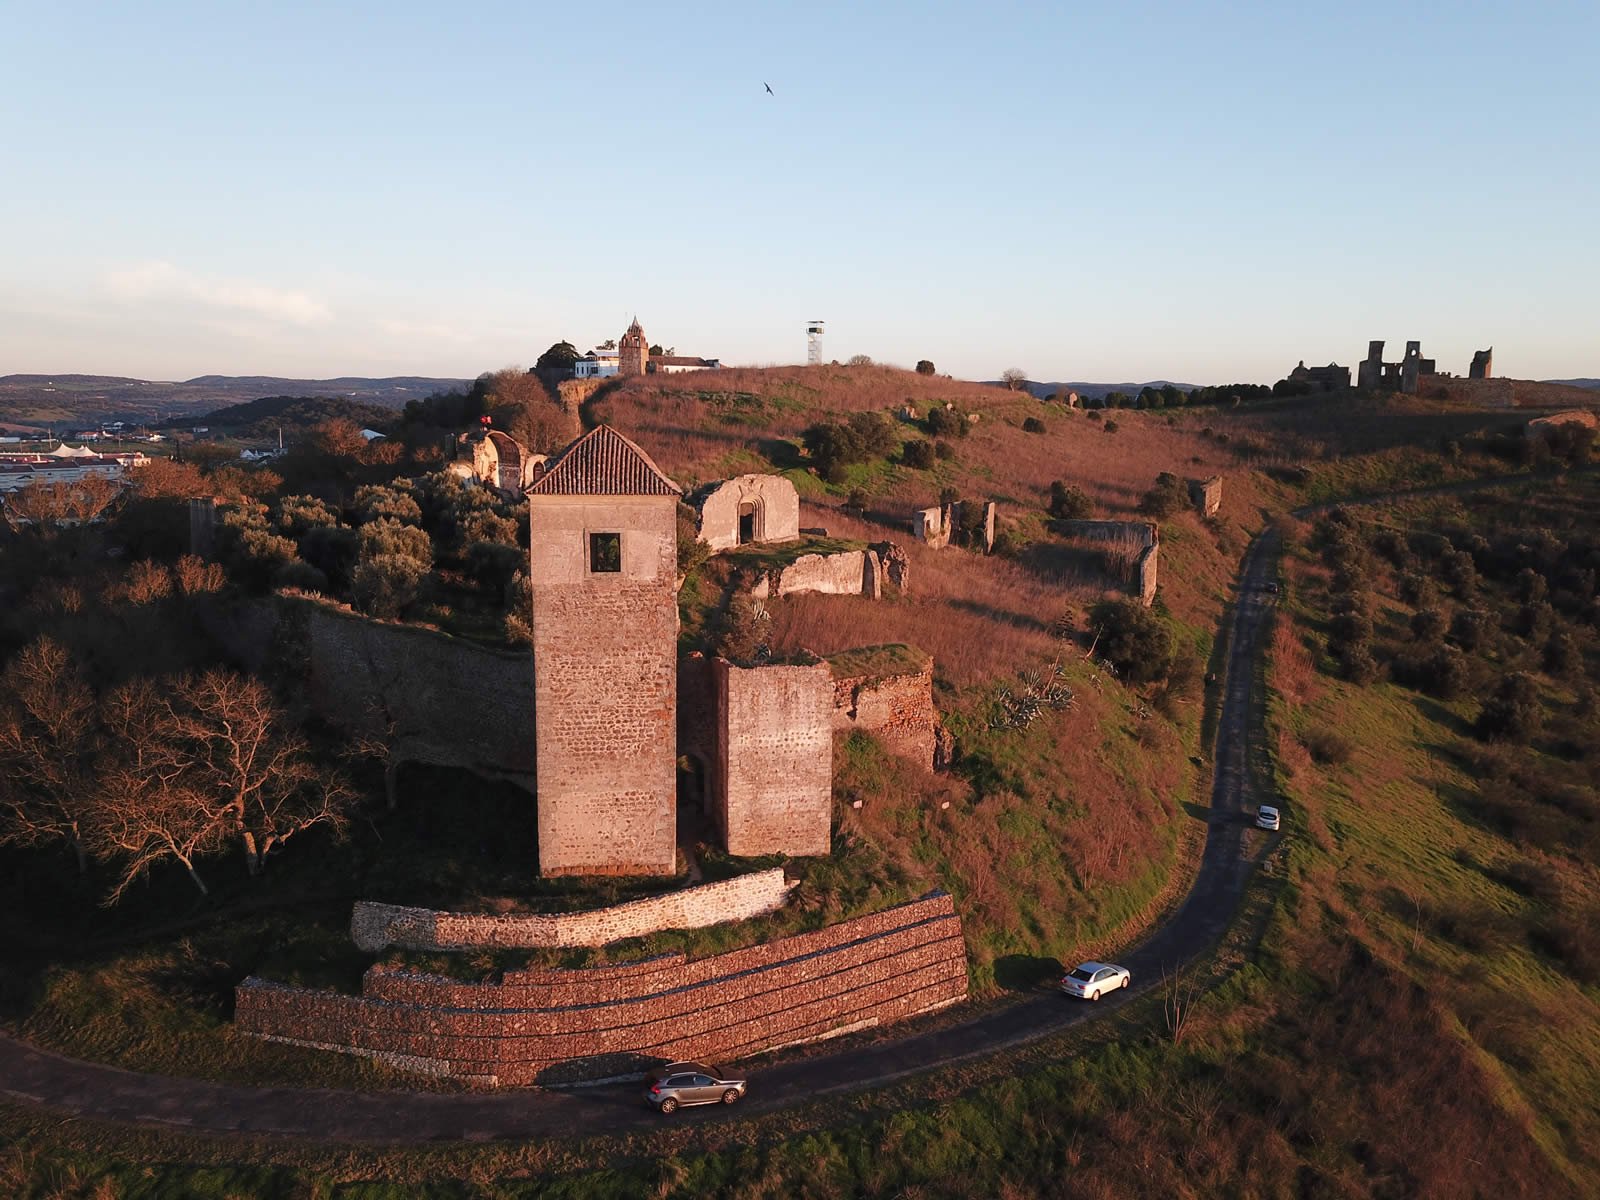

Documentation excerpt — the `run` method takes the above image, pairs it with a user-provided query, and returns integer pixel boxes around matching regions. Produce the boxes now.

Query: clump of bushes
[802,411,898,483]
[1091,600,1174,684]
[1047,481,1093,520]
[1138,472,1189,519]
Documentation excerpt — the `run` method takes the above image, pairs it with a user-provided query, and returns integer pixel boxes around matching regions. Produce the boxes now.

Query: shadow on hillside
[949,598,1051,634]
[994,954,1061,992]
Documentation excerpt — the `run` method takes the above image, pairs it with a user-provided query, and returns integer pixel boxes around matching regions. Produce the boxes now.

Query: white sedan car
[1060,961,1130,1001]
[1256,805,1281,831]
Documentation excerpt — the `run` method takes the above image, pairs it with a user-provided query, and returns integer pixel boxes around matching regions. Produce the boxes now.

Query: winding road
[0,531,1284,1142]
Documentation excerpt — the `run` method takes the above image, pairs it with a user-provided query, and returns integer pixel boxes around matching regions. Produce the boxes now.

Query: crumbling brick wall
[830,651,937,767]
[350,868,795,952]
[236,892,968,1086]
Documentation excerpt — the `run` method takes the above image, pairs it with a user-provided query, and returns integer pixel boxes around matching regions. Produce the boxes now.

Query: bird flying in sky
[764,82,774,95]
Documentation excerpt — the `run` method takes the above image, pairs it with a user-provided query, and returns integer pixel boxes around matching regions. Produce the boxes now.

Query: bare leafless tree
[0,475,121,535]
[1162,965,1202,1045]
[161,670,357,875]
[90,678,230,900]
[0,638,100,872]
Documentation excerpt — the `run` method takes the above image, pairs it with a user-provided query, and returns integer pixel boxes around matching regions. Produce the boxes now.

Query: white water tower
[806,320,825,366]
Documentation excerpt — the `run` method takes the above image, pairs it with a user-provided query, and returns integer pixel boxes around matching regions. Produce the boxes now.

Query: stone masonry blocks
[236,893,968,1086]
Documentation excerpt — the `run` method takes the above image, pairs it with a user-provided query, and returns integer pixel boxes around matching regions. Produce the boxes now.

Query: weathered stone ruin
[1470,348,1494,379]
[911,500,996,553]
[829,645,938,768]
[1287,361,1351,391]
[1056,519,1160,607]
[1188,475,1223,518]
[690,473,800,551]
[451,426,548,498]
[1358,339,1499,395]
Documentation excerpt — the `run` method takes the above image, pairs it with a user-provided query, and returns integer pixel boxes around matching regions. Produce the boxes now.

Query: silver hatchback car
[644,1061,747,1113]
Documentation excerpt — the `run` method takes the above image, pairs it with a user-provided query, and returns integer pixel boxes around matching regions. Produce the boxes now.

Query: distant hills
[1007,380,1203,401]
[1544,379,1600,390]
[181,394,399,437]
[0,373,470,432]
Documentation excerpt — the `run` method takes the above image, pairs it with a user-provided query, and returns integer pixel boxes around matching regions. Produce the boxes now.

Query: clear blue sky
[3,1,1596,385]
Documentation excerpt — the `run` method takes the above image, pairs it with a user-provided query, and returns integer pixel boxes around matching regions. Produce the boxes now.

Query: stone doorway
[737,501,759,545]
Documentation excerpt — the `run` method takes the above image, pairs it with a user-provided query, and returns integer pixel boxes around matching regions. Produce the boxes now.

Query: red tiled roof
[525,425,681,497]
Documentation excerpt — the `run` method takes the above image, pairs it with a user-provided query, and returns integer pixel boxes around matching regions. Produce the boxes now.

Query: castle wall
[831,658,937,768]
[529,494,678,876]
[350,868,794,952]
[714,658,833,856]
[199,596,536,785]
[236,893,968,1086]
[1055,519,1160,607]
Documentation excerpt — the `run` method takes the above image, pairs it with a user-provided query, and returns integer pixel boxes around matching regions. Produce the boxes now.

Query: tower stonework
[526,426,681,875]
[618,318,648,378]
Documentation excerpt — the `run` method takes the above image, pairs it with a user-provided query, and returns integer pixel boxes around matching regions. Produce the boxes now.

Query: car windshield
[1068,967,1095,982]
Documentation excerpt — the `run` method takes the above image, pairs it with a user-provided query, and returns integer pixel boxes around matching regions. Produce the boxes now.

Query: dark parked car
[644,1061,747,1113]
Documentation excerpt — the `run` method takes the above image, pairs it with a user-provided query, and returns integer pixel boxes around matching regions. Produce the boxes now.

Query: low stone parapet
[350,867,795,953]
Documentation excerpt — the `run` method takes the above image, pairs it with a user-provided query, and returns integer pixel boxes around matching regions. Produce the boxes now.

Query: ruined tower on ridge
[618,317,649,378]
[526,425,681,875]
[1470,348,1494,379]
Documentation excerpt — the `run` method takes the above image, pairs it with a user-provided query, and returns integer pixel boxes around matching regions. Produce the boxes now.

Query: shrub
[1337,644,1382,685]
[1450,608,1493,652]
[1398,572,1436,607]
[1022,417,1046,434]
[934,440,956,461]
[924,406,970,439]
[1048,482,1093,520]
[273,559,329,593]
[465,540,524,593]
[275,495,340,537]
[845,487,871,513]
[1304,727,1355,765]
[1138,472,1189,519]
[1103,420,1119,433]
[915,359,936,376]
[1091,600,1173,684]
[1476,672,1542,743]
[1441,549,1478,597]
[1543,631,1576,677]
[352,483,423,526]
[299,524,360,591]
[1394,643,1469,700]
[358,518,433,570]
[901,440,934,470]
[1411,608,1448,642]
[352,554,428,618]
[847,410,897,458]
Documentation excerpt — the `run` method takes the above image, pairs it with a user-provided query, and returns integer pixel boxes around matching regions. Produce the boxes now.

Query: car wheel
[659,1097,678,1114]
[721,1089,741,1105]
[1089,989,1100,1002]
[1121,976,1130,990]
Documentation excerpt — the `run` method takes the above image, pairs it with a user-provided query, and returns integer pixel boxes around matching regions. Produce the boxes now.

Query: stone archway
[737,499,762,546]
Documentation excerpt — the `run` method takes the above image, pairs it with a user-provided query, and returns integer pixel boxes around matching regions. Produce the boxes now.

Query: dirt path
[0,532,1283,1142]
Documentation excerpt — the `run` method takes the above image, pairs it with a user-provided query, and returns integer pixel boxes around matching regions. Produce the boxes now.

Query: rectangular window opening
[589,531,622,573]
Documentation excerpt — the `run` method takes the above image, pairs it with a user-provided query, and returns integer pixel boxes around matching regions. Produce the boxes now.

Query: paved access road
[0,533,1283,1142]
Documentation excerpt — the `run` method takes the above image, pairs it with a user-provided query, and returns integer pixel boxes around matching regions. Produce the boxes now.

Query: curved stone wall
[350,868,795,952]
[236,892,967,1086]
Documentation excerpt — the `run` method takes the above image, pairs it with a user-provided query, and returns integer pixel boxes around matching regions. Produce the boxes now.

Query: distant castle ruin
[1357,340,1494,395]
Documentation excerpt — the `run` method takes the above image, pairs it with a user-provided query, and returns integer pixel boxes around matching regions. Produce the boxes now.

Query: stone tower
[1470,348,1493,379]
[618,317,648,378]
[525,425,681,875]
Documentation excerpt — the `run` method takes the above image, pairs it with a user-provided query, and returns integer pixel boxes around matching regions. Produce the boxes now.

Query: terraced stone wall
[236,892,967,1086]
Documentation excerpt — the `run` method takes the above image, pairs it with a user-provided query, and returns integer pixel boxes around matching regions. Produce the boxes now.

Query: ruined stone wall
[1188,476,1222,518]
[714,658,833,856]
[529,494,678,876]
[1056,520,1160,608]
[351,868,794,952]
[758,549,882,599]
[236,893,967,1086]
[831,658,937,767]
[199,596,536,785]
[694,474,801,551]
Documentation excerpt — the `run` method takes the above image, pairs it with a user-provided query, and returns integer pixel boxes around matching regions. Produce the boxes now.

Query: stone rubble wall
[759,549,883,599]
[831,659,937,767]
[236,892,968,1087]
[199,595,537,785]
[714,658,834,856]
[350,868,795,953]
[1055,519,1161,608]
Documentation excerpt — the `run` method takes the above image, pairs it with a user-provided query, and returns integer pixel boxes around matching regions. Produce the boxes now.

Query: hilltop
[0,373,469,431]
